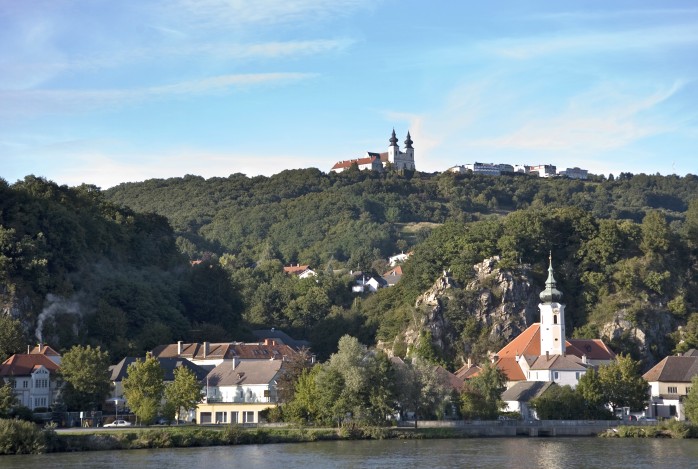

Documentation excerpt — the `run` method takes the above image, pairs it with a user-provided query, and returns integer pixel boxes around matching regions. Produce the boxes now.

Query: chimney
[27,345,30,354]
[231,357,239,369]
[546,351,549,361]
[467,357,472,368]
[582,354,587,364]
[203,342,209,358]
[177,340,183,355]
[39,343,43,353]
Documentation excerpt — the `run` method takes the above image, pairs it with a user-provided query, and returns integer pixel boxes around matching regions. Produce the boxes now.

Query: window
[23,381,28,388]
[263,389,270,398]
[553,315,558,325]
[231,411,239,424]
[243,411,254,423]
[668,386,678,394]
[215,412,227,424]
[200,412,212,424]
[553,372,559,380]
[687,387,692,394]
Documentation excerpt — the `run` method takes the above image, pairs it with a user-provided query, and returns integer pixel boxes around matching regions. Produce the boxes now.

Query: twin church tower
[330,129,416,173]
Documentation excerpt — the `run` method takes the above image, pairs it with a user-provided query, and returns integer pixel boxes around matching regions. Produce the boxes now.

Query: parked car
[104,419,132,427]
[638,416,658,422]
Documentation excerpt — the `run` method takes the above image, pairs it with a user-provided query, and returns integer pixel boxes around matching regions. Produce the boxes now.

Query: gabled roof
[331,155,380,170]
[502,381,555,402]
[283,264,311,275]
[497,324,541,359]
[529,354,587,371]
[206,360,283,387]
[152,341,297,361]
[454,364,481,380]
[643,356,698,383]
[434,365,465,392]
[567,339,616,361]
[28,345,61,357]
[110,357,209,382]
[0,354,60,377]
[495,357,526,381]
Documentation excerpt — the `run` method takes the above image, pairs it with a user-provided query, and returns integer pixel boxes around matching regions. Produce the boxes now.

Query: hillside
[1,170,697,367]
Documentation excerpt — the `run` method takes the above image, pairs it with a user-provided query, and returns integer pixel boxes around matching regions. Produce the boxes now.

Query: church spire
[389,128,398,147]
[404,131,413,149]
[539,252,563,303]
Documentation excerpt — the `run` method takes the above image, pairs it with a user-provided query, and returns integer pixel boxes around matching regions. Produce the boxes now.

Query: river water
[1,437,697,468]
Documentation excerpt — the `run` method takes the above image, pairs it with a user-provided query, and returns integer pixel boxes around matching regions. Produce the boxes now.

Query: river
[1,437,696,468]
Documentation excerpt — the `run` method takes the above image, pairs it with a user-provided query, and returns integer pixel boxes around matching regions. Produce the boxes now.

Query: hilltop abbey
[331,129,416,173]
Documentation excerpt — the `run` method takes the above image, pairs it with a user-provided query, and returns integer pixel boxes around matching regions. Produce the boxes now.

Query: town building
[559,167,589,180]
[382,265,403,287]
[283,264,317,279]
[642,350,698,420]
[151,340,297,369]
[528,164,557,178]
[0,349,61,410]
[198,359,284,424]
[330,130,415,173]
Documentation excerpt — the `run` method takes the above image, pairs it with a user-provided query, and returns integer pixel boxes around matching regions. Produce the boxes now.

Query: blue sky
[1,0,697,188]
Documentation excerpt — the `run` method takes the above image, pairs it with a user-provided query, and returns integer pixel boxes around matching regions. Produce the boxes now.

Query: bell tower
[539,254,566,356]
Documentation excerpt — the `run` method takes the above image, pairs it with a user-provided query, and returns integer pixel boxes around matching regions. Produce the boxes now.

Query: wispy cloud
[474,81,684,152]
[482,25,698,60]
[172,0,377,28]
[0,72,315,118]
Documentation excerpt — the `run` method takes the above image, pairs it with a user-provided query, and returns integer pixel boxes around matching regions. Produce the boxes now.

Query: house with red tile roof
[283,264,317,279]
[151,339,298,368]
[0,351,61,410]
[28,343,62,365]
[493,257,615,388]
[642,350,698,420]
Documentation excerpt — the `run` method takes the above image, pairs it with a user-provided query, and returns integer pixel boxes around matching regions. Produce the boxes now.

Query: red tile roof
[152,341,296,361]
[28,345,61,357]
[566,339,616,361]
[454,364,482,380]
[0,354,60,376]
[331,155,380,170]
[283,264,311,275]
[495,357,526,381]
[497,324,541,359]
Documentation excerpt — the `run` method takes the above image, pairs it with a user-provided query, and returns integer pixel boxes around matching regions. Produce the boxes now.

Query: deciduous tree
[164,366,202,423]
[59,345,111,411]
[123,354,165,425]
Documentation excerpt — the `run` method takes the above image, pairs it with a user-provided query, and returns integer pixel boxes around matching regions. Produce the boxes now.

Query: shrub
[0,419,48,455]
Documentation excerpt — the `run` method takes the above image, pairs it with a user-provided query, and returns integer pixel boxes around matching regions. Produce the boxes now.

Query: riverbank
[3,418,698,455]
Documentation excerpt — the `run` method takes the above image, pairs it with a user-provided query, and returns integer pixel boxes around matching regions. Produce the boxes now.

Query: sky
[1,0,697,189]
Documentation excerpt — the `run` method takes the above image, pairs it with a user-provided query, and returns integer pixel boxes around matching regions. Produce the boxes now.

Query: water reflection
[2,437,698,469]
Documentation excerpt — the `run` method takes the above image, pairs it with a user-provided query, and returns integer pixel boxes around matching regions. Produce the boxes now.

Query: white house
[388,252,410,266]
[502,381,555,420]
[0,352,61,410]
[198,359,284,424]
[642,351,698,420]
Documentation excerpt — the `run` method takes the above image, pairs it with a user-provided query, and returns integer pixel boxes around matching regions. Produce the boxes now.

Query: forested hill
[0,176,243,361]
[105,168,698,268]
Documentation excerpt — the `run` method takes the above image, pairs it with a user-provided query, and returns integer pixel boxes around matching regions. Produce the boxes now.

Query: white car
[104,419,132,427]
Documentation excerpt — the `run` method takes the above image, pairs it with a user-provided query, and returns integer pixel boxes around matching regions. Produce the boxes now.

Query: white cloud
[0,72,316,118]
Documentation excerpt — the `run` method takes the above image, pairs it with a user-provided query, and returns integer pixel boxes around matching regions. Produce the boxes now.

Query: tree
[683,375,698,422]
[460,361,506,419]
[530,384,586,420]
[164,366,202,423]
[276,348,313,404]
[394,359,450,426]
[0,315,24,363]
[123,354,165,424]
[597,355,649,414]
[0,381,18,417]
[59,345,111,411]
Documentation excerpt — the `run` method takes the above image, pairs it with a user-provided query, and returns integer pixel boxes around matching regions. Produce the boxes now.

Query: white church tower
[539,254,566,356]
[386,129,416,171]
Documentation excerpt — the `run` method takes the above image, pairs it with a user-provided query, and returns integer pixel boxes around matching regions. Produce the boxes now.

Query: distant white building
[528,164,557,178]
[559,167,588,180]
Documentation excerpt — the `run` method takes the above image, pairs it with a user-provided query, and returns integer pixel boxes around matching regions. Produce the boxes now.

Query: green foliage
[683,375,698,422]
[0,418,54,454]
[164,366,202,422]
[123,354,165,425]
[0,382,18,417]
[597,355,650,412]
[59,345,111,411]
[460,361,506,419]
[0,315,25,363]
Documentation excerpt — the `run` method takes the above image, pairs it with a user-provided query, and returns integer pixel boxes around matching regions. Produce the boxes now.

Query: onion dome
[404,131,413,149]
[539,254,563,303]
[389,129,398,147]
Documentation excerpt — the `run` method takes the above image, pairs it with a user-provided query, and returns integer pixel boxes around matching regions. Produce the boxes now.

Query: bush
[0,419,49,454]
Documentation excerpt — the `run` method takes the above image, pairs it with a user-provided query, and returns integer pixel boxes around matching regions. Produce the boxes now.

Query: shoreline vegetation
[2,419,698,456]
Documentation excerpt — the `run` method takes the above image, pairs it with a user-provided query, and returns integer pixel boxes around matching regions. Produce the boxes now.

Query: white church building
[331,130,416,173]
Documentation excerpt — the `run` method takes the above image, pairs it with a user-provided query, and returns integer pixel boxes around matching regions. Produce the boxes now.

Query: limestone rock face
[601,308,677,364]
[393,257,539,363]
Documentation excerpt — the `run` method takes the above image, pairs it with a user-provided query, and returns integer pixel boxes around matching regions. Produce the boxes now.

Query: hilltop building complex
[331,130,416,173]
